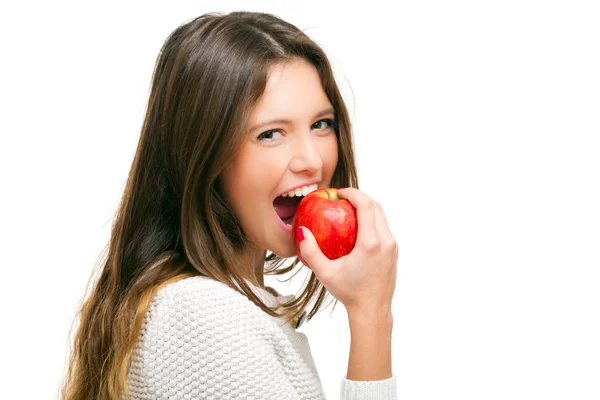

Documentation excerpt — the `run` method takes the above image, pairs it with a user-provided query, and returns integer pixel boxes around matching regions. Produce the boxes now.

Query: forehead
[249,60,332,124]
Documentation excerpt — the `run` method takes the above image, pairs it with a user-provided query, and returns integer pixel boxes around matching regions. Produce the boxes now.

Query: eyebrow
[248,108,335,133]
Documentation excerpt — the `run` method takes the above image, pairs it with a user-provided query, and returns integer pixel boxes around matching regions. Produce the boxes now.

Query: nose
[289,131,323,174]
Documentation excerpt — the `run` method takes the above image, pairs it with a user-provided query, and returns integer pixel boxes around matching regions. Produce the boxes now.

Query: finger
[335,188,380,248]
[295,226,331,276]
[373,201,394,240]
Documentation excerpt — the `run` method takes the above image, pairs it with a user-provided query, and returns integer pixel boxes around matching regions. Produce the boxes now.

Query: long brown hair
[61,11,358,400]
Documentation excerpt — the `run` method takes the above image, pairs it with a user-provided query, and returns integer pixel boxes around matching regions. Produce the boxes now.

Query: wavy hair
[60,11,358,399]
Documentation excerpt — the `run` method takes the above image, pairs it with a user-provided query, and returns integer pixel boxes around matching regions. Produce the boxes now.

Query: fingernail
[295,227,305,242]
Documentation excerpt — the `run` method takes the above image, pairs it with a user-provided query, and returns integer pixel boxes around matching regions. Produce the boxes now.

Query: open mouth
[273,194,304,226]
[273,183,320,227]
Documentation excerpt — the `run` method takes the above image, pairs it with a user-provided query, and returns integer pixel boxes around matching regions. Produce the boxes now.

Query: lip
[277,180,321,198]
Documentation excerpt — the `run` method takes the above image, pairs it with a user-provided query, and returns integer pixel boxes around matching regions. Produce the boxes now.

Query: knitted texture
[126,276,397,399]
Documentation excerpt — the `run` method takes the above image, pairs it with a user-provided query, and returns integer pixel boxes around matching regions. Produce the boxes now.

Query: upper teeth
[282,183,318,197]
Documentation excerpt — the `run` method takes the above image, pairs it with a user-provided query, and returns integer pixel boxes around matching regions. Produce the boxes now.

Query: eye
[312,119,337,131]
[256,129,283,142]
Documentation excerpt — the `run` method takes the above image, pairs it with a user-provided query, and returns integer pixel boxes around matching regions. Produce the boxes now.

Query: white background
[1,1,599,399]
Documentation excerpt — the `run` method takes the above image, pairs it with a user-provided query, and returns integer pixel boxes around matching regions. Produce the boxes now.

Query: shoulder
[130,277,263,380]
[156,274,243,299]
[153,275,246,306]
[128,275,320,399]
[145,275,261,329]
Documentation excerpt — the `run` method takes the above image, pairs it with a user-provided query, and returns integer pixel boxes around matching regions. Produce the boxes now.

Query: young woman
[61,11,398,400]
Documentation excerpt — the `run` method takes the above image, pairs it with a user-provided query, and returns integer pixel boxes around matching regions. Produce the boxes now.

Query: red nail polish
[295,227,305,242]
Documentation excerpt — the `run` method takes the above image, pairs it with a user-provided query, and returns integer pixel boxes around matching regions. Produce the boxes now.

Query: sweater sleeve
[340,374,398,400]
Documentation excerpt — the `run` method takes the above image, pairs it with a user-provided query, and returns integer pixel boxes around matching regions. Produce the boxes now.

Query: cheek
[325,136,339,171]
[241,152,283,188]
[234,147,274,184]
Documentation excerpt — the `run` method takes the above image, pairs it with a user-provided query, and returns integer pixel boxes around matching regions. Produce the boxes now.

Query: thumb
[295,226,329,274]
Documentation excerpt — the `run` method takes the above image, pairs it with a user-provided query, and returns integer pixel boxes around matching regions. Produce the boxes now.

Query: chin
[268,244,297,259]
[271,250,297,259]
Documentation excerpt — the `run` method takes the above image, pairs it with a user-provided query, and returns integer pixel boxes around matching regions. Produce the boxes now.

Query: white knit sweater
[126,276,397,399]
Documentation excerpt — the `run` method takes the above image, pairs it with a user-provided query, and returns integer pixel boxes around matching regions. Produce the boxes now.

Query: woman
[61,11,398,400]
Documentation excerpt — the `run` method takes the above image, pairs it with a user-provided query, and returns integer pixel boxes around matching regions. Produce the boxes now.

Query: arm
[346,308,393,381]
[339,307,397,400]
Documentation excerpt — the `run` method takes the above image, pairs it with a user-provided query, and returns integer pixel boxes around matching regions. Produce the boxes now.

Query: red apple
[292,188,358,261]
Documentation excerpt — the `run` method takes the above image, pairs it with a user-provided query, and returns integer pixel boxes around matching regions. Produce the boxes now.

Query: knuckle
[360,199,374,211]
[338,187,356,199]
[320,268,333,282]
[384,237,397,251]
[362,237,381,252]
[317,264,335,283]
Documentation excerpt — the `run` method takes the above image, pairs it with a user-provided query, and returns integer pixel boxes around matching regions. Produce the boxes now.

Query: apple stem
[324,188,339,200]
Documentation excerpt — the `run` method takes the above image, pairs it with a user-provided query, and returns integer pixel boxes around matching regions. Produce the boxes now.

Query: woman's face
[219,59,339,258]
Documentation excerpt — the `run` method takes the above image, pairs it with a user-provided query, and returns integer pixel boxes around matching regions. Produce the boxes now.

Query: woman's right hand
[295,187,398,318]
